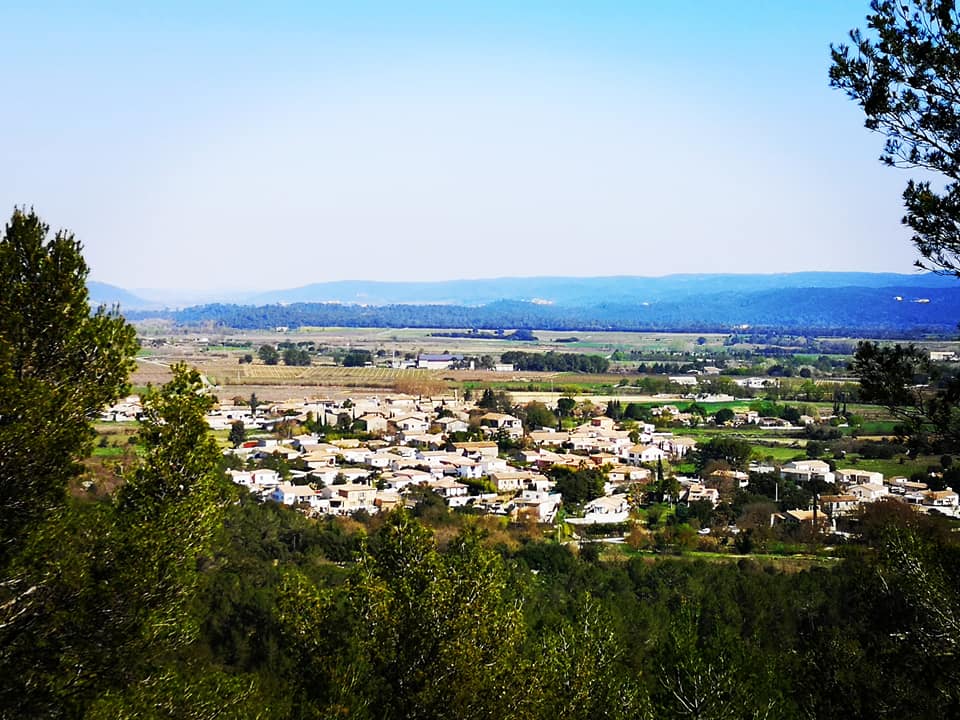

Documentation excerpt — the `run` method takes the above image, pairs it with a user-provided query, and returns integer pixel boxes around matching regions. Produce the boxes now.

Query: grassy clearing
[751,445,808,462]
[858,420,899,434]
[842,457,928,479]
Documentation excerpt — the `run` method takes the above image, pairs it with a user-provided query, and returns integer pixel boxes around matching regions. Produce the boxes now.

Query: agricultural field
[142,326,935,360]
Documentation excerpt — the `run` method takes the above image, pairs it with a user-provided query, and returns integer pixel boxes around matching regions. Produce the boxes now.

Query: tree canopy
[0,211,238,716]
[832,3,960,453]
[831,0,960,275]
[0,208,137,563]
[850,341,960,451]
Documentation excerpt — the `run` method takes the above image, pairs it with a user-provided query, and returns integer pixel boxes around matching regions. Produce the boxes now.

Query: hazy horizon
[3,2,922,291]
[86,269,955,311]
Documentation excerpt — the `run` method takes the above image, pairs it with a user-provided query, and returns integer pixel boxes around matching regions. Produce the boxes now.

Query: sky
[0,1,926,293]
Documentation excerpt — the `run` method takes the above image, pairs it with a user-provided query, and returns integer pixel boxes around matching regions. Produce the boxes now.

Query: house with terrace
[836,468,884,486]
[320,483,378,514]
[780,460,835,485]
[478,412,524,439]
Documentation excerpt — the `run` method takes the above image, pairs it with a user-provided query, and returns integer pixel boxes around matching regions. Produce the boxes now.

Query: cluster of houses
[209,394,704,524]
[770,459,960,528]
[226,436,564,522]
[101,392,959,531]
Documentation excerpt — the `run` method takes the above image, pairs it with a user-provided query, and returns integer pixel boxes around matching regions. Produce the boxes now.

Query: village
[104,362,960,544]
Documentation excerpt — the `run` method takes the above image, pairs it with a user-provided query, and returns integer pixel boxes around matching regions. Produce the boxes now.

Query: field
[142,327,893,365]
[226,364,431,386]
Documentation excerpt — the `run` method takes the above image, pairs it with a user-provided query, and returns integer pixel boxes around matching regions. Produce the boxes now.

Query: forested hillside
[126,285,960,335]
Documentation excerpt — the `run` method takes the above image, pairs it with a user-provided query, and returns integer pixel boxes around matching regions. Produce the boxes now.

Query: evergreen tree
[0,365,234,717]
[229,419,247,447]
[831,0,960,275]
[0,208,138,564]
[0,212,243,716]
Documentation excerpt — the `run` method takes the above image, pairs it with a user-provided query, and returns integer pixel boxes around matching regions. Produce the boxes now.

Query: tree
[714,407,736,425]
[342,349,372,367]
[477,388,512,413]
[557,396,576,419]
[547,465,606,507]
[229,420,246,447]
[523,400,558,430]
[694,437,754,473]
[111,364,228,660]
[0,208,138,564]
[607,399,624,421]
[277,510,530,718]
[831,0,960,275]
[257,344,279,365]
[282,347,311,366]
[0,212,241,715]
[806,440,826,459]
[849,341,960,451]
[0,363,230,715]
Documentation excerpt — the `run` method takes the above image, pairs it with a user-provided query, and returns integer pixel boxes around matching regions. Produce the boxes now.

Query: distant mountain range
[247,272,960,306]
[90,273,960,335]
[91,273,959,309]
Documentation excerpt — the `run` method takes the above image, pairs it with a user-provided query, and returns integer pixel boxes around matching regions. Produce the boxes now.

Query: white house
[393,415,430,433]
[270,483,320,509]
[848,483,888,502]
[478,412,524,439]
[657,436,697,459]
[780,460,835,485]
[924,489,960,508]
[430,478,469,499]
[357,413,389,434]
[452,441,500,459]
[528,430,568,447]
[836,468,884,486]
[512,491,562,523]
[608,465,651,485]
[683,483,720,506]
[320,483,378,513]
[488,472,528,493]
[584,495,630,515]
[624,444,669,466]
[567,496,631,526]
[435,416,470,434]
[819,494,859,518]
[228,468,282,490]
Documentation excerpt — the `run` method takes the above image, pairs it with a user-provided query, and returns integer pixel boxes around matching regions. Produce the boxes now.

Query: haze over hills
[246,272,959,306]
[88,281,155,309]
[92,272,958,309]
[93,272,960,335]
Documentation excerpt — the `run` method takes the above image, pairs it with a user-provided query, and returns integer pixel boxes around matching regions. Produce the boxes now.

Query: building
[624,444,669,466]
[478,412,524,439]
[780,460,835,485]
[417,354,463,370]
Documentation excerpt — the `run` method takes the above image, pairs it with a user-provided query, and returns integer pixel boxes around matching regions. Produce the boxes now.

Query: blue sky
[0,1,923,292]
